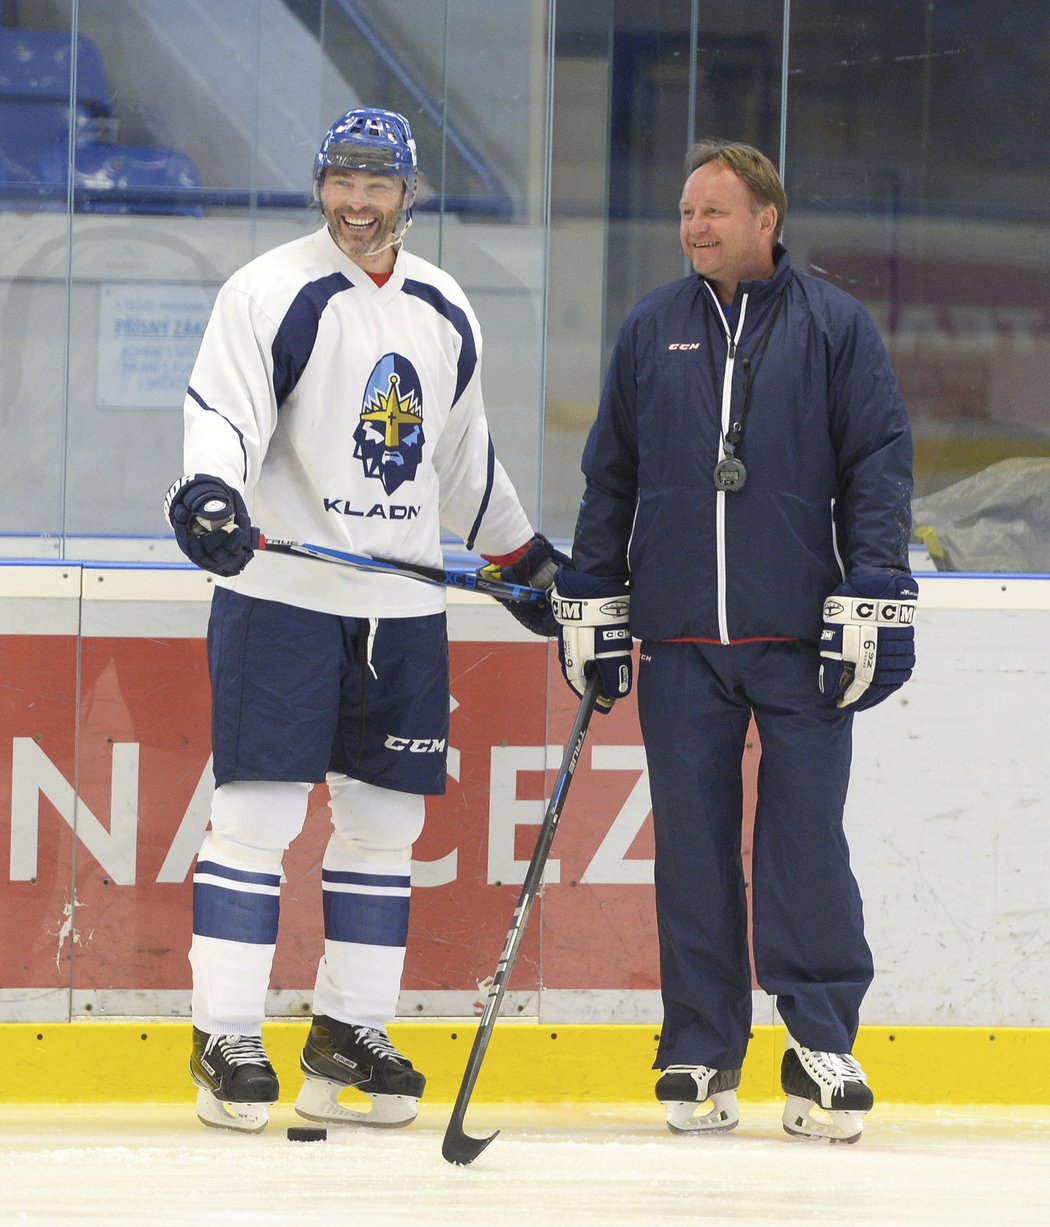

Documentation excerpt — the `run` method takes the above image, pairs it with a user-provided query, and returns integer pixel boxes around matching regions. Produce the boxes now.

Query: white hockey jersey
[182,225,534,617]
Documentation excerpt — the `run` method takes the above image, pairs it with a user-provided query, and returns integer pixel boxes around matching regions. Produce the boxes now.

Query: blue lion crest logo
[353,354,425,495]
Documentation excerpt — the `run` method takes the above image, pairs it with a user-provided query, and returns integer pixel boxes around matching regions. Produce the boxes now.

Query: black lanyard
[711,285,788,493]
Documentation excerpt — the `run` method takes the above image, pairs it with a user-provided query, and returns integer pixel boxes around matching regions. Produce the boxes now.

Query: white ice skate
[190,1029,279,1134]
[780,1034,873,1143]
[294,1015,425,1129]
[655,1064,741,1134]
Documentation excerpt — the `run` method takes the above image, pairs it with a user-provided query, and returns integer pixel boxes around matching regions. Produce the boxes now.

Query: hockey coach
[551,140,917,1143]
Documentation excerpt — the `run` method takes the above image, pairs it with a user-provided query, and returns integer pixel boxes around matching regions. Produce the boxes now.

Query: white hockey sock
[310,838,411,1029]
[189,782,310,1036]
[190,934,276,1036]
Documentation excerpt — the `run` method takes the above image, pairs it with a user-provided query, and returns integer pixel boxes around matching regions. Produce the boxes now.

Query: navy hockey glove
[479,534,571,637]
[164,474,255,577]
[551,568,632,712]
[819,573,918,710]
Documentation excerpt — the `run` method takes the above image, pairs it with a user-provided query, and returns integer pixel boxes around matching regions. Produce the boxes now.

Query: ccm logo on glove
[551,569,633,712]
[819,574,918,711]
[822,597,916,625]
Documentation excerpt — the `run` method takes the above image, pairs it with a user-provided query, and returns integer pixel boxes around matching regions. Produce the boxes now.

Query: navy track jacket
[572,245,914,644]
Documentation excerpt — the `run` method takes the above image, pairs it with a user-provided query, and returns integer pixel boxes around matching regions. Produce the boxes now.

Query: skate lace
[352,1026,404,1064]
[210,1034,269,1067]
[801,1046,865,1091]
[663,1065,717,1094]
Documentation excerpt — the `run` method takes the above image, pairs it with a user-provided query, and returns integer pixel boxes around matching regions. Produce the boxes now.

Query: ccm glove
[819,572,918,710]
[551,568,632,712]
[479,533,571,637]
[164,473,255,577]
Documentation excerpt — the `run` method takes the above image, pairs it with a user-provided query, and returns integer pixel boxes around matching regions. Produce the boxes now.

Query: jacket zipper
[707,287,749,644]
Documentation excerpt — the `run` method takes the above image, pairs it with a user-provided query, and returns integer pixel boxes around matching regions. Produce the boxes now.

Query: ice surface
[1,1101,1048,1226]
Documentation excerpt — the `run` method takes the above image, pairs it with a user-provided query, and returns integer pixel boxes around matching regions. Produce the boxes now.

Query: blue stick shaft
[255,533,544,605]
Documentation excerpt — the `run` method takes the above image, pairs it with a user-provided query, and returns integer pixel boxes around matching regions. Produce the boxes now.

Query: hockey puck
[287,1126,327,1142]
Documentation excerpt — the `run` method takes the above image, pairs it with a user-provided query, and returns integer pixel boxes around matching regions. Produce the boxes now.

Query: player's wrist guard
[819,572,918,710]
[551,568,632,712]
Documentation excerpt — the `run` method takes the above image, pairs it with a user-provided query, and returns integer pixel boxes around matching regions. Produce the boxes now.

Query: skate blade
[295,1075,418,1129]
[194,1086,270,1134]
[782,1095,864,1144]
[664,1090,740,1135]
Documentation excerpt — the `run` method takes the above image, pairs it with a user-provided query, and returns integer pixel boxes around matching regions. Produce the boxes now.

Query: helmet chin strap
[329,212,413,263]
[370,211,413,257]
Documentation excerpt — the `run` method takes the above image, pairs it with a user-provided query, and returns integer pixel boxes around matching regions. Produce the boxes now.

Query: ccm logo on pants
[384,737,447,753]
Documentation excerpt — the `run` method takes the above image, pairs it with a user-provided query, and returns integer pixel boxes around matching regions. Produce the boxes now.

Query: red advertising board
[1,620,759,1017]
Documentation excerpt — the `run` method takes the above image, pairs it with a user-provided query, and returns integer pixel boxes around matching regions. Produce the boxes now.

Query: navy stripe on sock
[322,888,409,947]
[194,882,280,944]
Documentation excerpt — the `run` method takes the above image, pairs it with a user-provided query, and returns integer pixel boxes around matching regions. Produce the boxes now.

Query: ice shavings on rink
[2,1102,1049,1226]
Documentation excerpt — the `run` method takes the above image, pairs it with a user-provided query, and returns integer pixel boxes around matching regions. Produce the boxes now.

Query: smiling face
[679,161,778,304]
[320,169,407,272]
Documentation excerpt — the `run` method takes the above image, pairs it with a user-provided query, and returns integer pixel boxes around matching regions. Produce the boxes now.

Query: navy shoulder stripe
[401,278,477,405]
[272,272,354,407]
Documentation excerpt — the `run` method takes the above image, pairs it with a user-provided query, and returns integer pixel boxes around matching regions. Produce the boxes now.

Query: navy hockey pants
[637,639,873,1070]
[207,587,450,794]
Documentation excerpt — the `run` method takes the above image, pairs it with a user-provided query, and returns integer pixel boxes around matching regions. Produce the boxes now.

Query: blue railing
[0,180,516,218]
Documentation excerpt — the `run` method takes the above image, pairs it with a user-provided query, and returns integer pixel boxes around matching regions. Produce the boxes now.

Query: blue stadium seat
[0,28,110,109]
[0,30,111,179]
[37,140,204,216]
[0,29,201,215]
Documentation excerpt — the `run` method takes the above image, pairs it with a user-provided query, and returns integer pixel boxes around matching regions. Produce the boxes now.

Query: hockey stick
[252,532,545,605]
[441,668,603,1166]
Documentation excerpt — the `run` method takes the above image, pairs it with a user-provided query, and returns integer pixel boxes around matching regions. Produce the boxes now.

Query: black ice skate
[781,1034,874,1143]
[190,1027,279,1133]
[295,1014,426,1128]
[655,1064,742,1134]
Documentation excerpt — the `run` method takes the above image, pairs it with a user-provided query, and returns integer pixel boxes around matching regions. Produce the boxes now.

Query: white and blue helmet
[314,108,418,216]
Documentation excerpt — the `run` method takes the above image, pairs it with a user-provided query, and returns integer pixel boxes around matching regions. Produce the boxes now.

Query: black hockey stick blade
[441,670,603,1166]
[441,1115,498,1166]
[254,532,545,605]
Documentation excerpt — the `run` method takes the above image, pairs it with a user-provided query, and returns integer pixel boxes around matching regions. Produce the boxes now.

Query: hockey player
[165,108,564,1133]
[552,140,916,1143]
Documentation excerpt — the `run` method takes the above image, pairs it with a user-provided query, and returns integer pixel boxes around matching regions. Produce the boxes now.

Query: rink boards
[0,563,1048,1102]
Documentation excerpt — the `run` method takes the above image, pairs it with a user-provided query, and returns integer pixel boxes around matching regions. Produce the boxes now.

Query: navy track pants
[637,639,874,1070]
